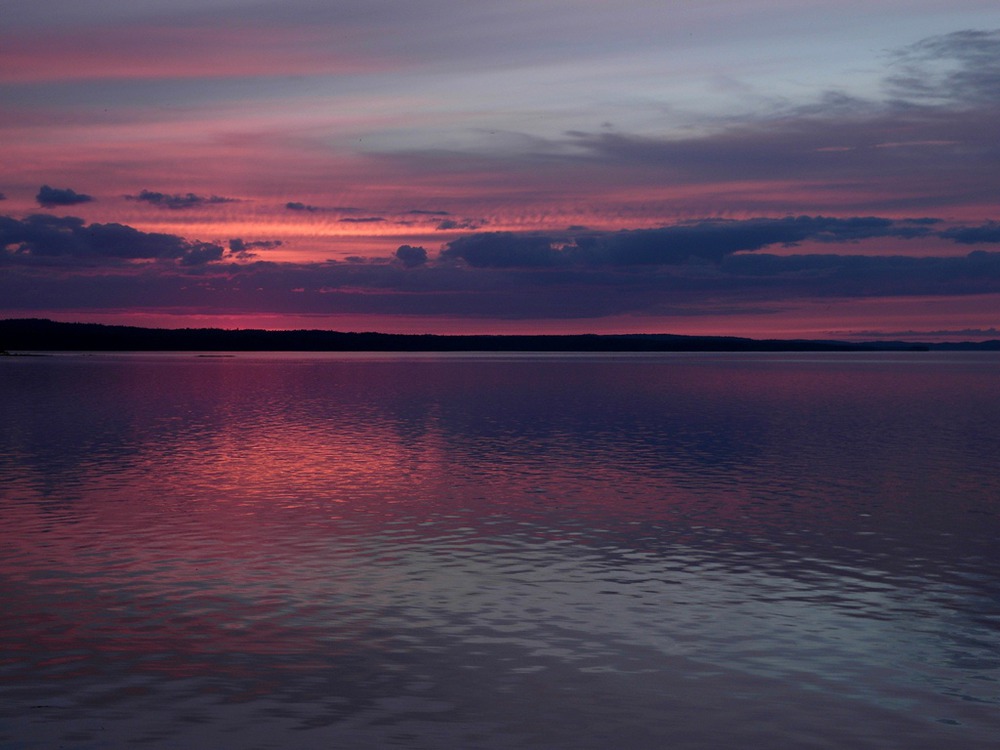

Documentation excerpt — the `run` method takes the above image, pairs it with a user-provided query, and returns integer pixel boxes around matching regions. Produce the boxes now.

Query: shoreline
[3,318,999,353]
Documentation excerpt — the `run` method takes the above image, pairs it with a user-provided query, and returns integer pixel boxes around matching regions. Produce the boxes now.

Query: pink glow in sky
[2,1,1000,338]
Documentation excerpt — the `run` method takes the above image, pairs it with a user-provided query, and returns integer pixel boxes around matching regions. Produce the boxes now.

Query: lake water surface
[2,352,999,749]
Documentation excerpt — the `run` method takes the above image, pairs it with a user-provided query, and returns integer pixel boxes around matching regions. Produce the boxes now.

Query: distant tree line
[11,318,996,353]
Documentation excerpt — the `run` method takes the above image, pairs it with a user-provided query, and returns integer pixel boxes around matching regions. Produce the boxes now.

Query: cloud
[127,189,238,210]
[436,218,486,230]
[229,238,283,252]
[940,222,1000,244]
[286,201,320,212]
[228,238,283,259]
[0,193,6,201]
[5,220,1000,323]
[395,244,427,268]
[886,29,1000,106]
[441,232,566,268]
[406,209,451,216]
[5,248,999,323]
[9,211,995,323]
[36,185,93,207]
[339,216,385,223]
[179,242,225,266]
[560,106,996,208]
[439,217,939,269]
[575,217,937,266]
[720,250,1000,299]
[373,29,1000,217]
[285,202,368,213]
[1,213,223,266]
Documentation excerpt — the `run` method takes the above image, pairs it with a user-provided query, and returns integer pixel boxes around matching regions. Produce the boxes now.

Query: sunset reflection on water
[2,352,999,749]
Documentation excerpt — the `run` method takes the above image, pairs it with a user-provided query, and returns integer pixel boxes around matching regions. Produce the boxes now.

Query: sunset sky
[2,1,999,338]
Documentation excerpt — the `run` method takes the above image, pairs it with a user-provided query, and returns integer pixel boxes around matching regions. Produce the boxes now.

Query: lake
[1,352,998,749]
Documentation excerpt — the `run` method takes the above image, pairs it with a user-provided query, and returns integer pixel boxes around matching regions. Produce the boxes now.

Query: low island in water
[2,317,998,353]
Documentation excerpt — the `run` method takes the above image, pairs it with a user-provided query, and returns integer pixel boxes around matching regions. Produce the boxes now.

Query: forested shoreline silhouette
[4,318,998,353]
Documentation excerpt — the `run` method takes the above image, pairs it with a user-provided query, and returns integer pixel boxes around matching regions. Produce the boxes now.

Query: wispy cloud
[886,29,1000,105]
[368,28,1000,219]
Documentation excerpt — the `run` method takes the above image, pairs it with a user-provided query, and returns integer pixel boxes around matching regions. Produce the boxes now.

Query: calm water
[1,352,999,749]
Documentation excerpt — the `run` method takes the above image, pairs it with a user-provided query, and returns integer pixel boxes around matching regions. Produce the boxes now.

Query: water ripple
[2,353,999,748]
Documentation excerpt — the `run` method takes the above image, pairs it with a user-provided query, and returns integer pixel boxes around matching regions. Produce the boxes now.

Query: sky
[2,0,1000,339]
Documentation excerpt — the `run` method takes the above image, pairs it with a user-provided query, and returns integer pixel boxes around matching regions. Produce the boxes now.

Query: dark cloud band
[127,189,237,210]
[440,217,941,269]
[1,214,222,265]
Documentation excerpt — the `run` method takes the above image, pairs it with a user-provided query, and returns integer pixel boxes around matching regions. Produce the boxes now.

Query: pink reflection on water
[2,353,999,748]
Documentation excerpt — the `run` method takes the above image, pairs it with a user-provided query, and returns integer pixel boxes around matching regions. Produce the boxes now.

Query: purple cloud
[436,218,486,230]
[395,244,428,268]
[940,222,1000,244]
[4,248,1000,323]
[286,201,320,212]
[1,214,223,266]
[36,185,93,207]
[127,189,238,210]
[227,238,284,260]
[440,217,939,269]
